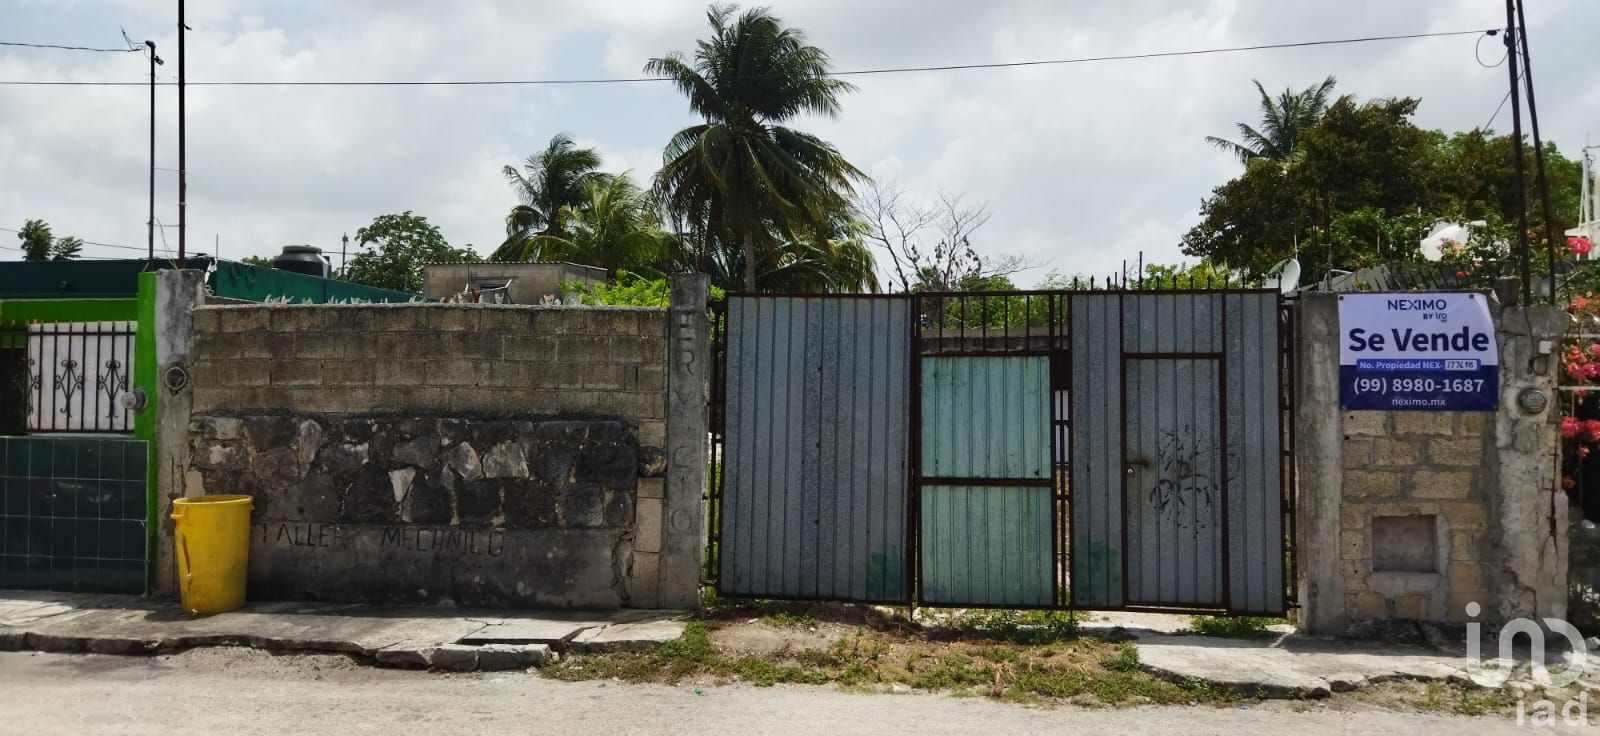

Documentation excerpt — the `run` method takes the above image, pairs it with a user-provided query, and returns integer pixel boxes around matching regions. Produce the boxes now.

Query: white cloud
[1,0,1596,284]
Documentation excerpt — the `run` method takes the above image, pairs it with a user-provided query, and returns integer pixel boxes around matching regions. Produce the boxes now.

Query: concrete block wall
[1297,291,1568,635]
[1337,410,1493,623]
[156,300,689,609]
[187,304,667,441]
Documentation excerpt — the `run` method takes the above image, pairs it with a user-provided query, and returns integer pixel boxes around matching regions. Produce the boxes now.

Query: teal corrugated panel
[919,356,1050,480]
[919,485,1053,606]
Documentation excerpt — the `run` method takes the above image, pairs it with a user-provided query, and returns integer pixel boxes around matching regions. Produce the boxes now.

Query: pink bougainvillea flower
[1564,475,1578,490]
[1582,446,1592,459]
[1563,416,1583,438]
[1586,419,1600,441]
[1569,363,1588,381]
[1586,363,1600,380]
[1570,236,1594,255]
[1575,295,1591,311]
[1590,344,1600,358]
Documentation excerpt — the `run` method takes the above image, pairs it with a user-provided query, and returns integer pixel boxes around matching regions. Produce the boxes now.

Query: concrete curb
[0,592,686,673]
[0,626,610,672]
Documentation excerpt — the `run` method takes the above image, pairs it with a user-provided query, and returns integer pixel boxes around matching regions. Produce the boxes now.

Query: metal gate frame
[706,286,1298,616]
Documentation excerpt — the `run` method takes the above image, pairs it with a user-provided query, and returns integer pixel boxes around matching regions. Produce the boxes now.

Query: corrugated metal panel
[1072,292,1282,612]
[920,485,1052,606]
[1225,293,1285,614]
[720,296,909,602]
[1125,358,1223,606]
[1070,294,1123,607]
[919,356,1050,480]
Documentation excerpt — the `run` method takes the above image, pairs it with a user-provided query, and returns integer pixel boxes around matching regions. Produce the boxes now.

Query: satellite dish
[1420,220,1471,262]
[1264,258,1302,294]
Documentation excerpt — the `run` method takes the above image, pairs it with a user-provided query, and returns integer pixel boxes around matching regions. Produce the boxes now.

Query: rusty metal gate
[709,288,1294,615]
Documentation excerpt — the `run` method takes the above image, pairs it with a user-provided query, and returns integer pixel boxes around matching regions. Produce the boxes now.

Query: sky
[1,0,1597,285]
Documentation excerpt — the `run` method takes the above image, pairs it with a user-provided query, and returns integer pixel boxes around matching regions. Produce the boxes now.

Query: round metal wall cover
[163,365,189,395]
[1516,387,1548,414]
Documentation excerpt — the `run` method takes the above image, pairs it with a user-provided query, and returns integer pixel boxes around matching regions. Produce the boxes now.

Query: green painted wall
[135,273,159,593]
[210,261,418,303]
[0,258,210,299]
[0,298,137,327]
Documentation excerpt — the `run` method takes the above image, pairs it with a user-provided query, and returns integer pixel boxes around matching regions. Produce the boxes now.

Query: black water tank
[272,245,330,278]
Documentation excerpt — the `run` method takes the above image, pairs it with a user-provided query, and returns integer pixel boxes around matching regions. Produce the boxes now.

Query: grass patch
[750,601,820,629]
[1099,642,1139,672]
[548,616,1250,708]
[1186,615,1286,638]
[950,609,1084,644]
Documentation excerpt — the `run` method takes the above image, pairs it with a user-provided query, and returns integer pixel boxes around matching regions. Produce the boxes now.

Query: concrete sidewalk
[1118,623,1597,699]
[0,590,686,672]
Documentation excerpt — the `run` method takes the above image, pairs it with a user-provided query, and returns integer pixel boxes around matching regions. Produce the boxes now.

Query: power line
[0,226,159,253]
[0,28,1497,87]
[1,244,141,261]
[0,40,140,53]
[1483,65,1523,131]
[1484,88,1514,131]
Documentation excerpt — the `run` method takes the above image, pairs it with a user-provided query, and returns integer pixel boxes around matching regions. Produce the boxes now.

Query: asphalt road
[0,649,1582,735]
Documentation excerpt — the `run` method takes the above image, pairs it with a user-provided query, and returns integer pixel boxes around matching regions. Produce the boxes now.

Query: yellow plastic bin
[171,495,254,615]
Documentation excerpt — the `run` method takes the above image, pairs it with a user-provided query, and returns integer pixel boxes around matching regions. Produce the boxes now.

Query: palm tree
[1207,76,1338,165]
[646,4,863,291]
[492,133,605,261]
[16,219,53,261]
[510,175,669,276]
[693,214,878,293]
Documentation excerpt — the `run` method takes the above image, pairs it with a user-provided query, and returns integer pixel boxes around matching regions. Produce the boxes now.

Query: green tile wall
[0,437,148,594]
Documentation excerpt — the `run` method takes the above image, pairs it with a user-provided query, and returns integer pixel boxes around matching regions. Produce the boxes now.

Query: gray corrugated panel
[1071,294,1123,608]
[920,485,1053,605]
[1224,293,1285,614]
[1125,357,1223,605]
[920,356,1050,480]
[873,297,910,601]
[719,295,909,602]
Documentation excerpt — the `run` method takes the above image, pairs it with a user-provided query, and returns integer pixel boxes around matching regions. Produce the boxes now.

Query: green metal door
[918,355,1054,606]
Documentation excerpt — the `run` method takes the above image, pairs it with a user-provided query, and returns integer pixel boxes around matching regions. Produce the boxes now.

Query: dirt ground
[4,648,1583,736]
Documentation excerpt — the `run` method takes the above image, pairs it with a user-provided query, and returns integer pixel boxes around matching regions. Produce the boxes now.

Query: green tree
[1181,91,1581,282]
[50,236,83,261]
[492,133,606,262]
[647,4,863,291]
[512,175,668,276]
[344,211,478,293]
[17,219,53,261]
[1429,129,1582,240]
[238,255,275,268]
[1206,76,1337,164]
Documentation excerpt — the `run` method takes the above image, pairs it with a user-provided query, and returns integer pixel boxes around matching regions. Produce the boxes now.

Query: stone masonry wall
[1339,410,1492,623]
[165,303,674,609]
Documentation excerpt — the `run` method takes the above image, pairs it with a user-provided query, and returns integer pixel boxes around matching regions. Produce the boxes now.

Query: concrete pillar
[1489,305,1566,622]
[1296,293,1349,635]
[660,272,710,609]
[151,269,206,596]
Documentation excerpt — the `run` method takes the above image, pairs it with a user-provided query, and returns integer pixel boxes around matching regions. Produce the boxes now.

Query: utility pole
[177,0,188,262]
[1515,0,1559,299]
[145,41,162,266]
[1504,0,1531,304]
[341,233,349,277]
